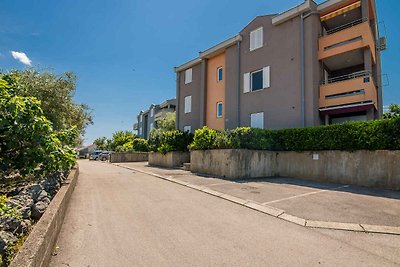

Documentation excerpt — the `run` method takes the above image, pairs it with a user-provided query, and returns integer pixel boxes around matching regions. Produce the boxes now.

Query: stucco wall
[148,152,190,168]
[110,152,148,163]
[190,149,400,190]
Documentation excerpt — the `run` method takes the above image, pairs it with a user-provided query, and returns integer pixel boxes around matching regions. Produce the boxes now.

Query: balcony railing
[325,17,368,36]
[321,70,371,85]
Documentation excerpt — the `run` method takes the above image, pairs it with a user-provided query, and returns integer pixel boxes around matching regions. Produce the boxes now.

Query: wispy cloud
[11,51,32,65]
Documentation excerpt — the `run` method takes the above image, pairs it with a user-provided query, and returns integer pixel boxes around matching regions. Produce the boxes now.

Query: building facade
[134,99,177,139]
[175,0,384,132]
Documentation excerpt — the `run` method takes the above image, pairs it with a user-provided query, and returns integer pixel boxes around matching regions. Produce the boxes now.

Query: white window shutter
[243,72,250,93]
[251,112,264,129]
[257,28,263,49]
[263,66,270,88]
[250,31,255,51]
[184,96,192,113]
[185,68,192,84]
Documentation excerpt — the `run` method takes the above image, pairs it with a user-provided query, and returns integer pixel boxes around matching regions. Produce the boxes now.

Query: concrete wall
[110,152,149,163]
[148,152,190,168]
[190,149,400,190]
[10,165,79,267]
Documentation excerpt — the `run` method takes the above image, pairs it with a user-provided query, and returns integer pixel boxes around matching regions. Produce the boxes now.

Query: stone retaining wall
[10,165,79,267]
[190,149,400,190]
[148,152,190,168]
[109,152,148,163]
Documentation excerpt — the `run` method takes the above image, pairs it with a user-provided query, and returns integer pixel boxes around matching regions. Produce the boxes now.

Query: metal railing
[324,17,368,36]
[321,70,371,85]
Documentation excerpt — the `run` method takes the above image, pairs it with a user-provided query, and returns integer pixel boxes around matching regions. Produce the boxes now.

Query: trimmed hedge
[190,118,400,151]
[149,129,193,154]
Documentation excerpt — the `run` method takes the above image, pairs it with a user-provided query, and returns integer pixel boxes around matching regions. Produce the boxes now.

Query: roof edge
[272,0,312,25]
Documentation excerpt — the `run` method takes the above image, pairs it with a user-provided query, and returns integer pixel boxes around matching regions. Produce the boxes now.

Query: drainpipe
[175,71,180,130]
[300,10,319,128]
[237,40,241,127]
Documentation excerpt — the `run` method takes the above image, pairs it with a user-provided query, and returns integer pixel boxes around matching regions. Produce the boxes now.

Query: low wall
[110,152,148,163]
[148,152,190,168]
[10,165,79,267]
[190,149,400,190]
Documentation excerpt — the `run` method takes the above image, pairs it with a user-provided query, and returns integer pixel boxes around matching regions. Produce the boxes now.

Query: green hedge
[149,129,193,154]
[116,138,149,152]
[190,118,400,151]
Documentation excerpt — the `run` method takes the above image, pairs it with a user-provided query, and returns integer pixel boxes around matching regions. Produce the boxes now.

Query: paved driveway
[50,160,400,266]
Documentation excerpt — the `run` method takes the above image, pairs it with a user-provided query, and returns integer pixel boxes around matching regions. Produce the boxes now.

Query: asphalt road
[50,160,399,266]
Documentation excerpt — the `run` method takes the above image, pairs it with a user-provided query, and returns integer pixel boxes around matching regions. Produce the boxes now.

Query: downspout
[300,10,319,127]
[175,71,180,130]
[237,40,241,127]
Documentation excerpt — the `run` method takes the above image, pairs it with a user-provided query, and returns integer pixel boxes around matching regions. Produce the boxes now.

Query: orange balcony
[319,20,376,64]
[319,72,377,109]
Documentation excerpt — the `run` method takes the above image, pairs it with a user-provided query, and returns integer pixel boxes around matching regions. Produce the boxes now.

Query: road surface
[50,160,399,266]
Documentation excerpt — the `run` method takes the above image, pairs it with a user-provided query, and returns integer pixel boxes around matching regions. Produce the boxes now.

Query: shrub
[149,130,193,154]
[189,118,400,151]
[115,138,149,152]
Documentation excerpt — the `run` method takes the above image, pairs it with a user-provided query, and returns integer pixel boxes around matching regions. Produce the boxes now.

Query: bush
[0,78,76,177]
[149,130,193,154]
[190,118,400,151]
[117,138,149,152]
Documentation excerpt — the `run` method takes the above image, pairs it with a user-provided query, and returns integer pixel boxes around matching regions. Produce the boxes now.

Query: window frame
[184,95,192,114]
[217,67,223,82]
[250,69,264,92]
[250,27,263,51]
[250,112,264,129]
[216,102,223,118]
[184,68,192,84]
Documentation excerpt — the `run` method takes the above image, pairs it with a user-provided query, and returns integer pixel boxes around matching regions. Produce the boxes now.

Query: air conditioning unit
[378,37,387,51]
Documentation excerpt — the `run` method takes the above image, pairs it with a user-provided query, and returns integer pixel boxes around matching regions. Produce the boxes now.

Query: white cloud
[11,51,32,66]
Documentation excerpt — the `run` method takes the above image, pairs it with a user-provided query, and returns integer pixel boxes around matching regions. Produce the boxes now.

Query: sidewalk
[114,162,400,235]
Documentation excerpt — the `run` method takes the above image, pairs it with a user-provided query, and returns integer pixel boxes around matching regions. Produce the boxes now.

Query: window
[184,95,192,113]
[183,125,192,133]
[243,66,270,93]
[139,127,142,135]
[217,67,223,81]
[216,102,223,118]
[150,122,154,131]
[250,27,263,51]
[251,69,263,91]
[139,115,142,122]
[250,112,264,129]
[185,68,192,84]
[150,108,154,117]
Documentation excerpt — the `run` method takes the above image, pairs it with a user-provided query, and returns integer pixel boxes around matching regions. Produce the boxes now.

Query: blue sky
[1,0,398,145]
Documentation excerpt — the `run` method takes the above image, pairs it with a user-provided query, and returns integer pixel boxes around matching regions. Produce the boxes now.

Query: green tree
[93,137,107,150]
[2,68,92,146]
[383,104,400,119]
[0,77,76,178]
[157,112,176,131]
[108,131,136,151]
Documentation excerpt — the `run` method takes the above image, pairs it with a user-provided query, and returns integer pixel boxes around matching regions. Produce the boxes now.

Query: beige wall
[206,53,226,130]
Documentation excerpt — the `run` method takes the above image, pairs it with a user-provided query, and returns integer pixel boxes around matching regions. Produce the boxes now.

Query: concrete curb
[10,164,79,267]
[112,163,400,236]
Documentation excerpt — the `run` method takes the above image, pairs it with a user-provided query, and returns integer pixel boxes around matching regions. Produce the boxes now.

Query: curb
[10,164,79,267]
[112,163,400,236]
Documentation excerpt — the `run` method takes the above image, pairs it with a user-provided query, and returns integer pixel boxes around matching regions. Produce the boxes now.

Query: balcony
[319,19,376,64]
[319,71,377,109]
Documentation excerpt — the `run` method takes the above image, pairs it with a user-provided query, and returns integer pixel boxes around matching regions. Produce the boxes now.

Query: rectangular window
[139,115,142,122]
[184,95,192,113]
[217,67,223,81]
[183,125,192,133]
[244,66,270,93]
[216,102,223,118]
[150,122,154,131]
[250,27,263,51]
[185,68,192,84]
[250,112,264,129]
[150,108,154,117]
[139,127,142,135]
[251,69,263,91]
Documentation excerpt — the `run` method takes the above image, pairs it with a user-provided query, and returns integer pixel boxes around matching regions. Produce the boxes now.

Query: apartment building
[133,99,177,139]
[175,0,384,132]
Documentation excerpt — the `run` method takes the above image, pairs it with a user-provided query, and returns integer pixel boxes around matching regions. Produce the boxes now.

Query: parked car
[99,151,112,161]
[89,150,103,160]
